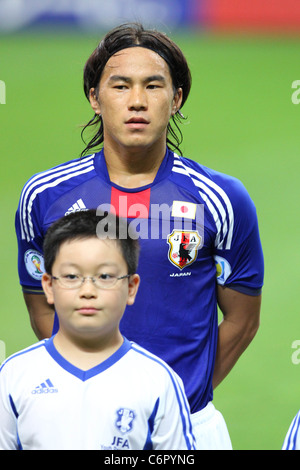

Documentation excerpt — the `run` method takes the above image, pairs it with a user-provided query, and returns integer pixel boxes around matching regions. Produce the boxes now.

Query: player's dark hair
[81,22,191,157]
[43,209,140,276]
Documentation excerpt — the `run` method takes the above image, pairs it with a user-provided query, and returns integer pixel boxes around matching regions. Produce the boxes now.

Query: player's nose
[128,85,147,110]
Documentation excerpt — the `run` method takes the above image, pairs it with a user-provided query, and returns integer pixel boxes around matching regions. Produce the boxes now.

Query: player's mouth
[125,117,149,130]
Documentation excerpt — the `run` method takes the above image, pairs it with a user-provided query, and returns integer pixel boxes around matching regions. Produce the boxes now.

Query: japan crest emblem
[167,230,202,270]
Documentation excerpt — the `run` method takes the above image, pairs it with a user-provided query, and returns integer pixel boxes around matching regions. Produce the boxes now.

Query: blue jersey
[15,148,264,413]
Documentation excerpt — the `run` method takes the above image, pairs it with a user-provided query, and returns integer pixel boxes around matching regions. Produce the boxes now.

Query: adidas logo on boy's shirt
[31,378,58,394]
[65,198,87,216]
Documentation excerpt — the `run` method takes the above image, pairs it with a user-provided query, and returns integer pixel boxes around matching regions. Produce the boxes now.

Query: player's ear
[171,87,183,116]
[41,273,55,305]
[126,274,140,306]
[89,87,101,115]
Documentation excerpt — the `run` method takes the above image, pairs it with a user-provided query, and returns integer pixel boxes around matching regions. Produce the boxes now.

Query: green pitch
[1,30,299,450]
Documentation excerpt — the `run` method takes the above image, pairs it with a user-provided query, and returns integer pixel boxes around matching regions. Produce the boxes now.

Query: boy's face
[89,46,182,153]
[42,237,139,342]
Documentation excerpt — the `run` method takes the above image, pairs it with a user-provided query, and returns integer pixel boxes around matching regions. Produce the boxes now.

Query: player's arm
[211,174,264,389]
[15,183,55,340]
[23,293,55,340]
[212,286,261,389]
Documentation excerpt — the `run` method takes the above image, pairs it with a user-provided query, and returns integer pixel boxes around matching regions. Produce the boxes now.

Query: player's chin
[123,135,162,151]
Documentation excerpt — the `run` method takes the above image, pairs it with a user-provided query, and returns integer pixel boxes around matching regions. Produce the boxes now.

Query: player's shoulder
[176,154,246,192]
[0,340,47,374]
[174,153,256,210]
[19,153,97,197]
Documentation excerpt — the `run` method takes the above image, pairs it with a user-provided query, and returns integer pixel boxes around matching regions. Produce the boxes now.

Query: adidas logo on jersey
[65,198,87,216]
[31,378,58,394]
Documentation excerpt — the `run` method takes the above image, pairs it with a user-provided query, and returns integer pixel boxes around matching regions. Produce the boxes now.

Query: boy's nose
[79,277,98,297]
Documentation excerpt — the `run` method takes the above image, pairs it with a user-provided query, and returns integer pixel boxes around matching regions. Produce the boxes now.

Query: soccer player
[15,23,264,449]
[0,210,195,450]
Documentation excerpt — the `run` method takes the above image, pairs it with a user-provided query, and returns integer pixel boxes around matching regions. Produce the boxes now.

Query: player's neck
[103,141,166,189]
[53,330,124,370]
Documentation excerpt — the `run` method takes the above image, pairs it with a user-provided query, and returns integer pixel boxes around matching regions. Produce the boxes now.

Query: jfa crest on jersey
[115,408,135,434]
[167,230,202,270]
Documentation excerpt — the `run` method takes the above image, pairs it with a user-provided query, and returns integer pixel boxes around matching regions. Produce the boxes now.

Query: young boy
[0,210,195,450]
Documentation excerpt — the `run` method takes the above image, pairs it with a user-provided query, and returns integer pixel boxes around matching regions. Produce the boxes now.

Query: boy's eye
[63,274,80,281]
[98,273,115,281]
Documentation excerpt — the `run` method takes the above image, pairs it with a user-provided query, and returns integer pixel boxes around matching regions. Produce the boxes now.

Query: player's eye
[147,84,160,89]
[113,84,128,90]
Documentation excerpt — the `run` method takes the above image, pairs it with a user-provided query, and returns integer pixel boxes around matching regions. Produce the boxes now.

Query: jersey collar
[45,336,132,381]
[93,147,175,191]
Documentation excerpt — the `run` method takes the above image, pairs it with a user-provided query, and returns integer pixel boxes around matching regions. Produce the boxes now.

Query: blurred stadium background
[1,0,300,450]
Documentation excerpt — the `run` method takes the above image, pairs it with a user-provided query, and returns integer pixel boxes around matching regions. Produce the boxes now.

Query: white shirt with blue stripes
[0,337,195,450]
[282,411,300,450]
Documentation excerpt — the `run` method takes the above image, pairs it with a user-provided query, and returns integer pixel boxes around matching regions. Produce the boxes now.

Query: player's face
[89,47,182,154]
[42,237,139,343]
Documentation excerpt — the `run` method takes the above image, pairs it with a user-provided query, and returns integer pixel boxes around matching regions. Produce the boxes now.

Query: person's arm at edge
[212,285,261,389]
[23,292,55,340]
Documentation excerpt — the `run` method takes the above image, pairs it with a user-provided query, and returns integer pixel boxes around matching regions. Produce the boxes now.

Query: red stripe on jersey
[110,187,151,218]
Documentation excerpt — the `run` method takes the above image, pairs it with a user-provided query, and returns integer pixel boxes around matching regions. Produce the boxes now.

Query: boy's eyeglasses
[51,274,131,290]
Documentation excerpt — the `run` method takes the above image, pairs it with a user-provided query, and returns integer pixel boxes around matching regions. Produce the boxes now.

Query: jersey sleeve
[15,180,46,294]
[0,366,19,450]
[213,176,264,296]
[282,411,300,450]
[151,370,196,450]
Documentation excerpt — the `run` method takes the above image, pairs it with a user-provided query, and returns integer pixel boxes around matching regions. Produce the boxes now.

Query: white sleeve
[0,367,19,450]
[282,411,300,450]
[151,370,196,450]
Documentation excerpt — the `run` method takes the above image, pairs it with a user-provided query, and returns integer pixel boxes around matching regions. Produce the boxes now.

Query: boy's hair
[81,22,192,157]
[43,210,140,275]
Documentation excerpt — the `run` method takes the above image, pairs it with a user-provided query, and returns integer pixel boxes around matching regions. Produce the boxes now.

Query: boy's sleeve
[151,371,196,450]
[0,367,19,450]
[213,177,264,296]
